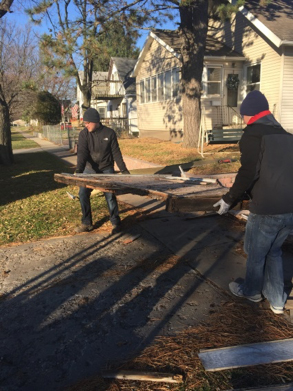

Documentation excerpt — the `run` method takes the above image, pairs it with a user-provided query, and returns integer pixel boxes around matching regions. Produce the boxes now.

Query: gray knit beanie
[83,108,100,123]
[240,90,269,116]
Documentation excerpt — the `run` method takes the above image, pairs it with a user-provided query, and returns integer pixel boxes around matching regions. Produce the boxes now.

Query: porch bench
[207,128,243,144]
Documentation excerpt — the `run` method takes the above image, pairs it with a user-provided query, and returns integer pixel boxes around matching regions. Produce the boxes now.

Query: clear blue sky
[6,4,178,50]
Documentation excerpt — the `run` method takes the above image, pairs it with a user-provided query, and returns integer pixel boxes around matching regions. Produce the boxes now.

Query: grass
[118,137,241,174]
[1,130,241,246]
[0,151,134,246]
[11,128,39,149]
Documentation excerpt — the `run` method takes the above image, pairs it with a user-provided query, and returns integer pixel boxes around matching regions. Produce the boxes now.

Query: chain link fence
[41,124,81,150]
[40,119,132,152]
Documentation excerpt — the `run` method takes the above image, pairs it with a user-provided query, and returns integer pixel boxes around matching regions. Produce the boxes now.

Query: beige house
[133,0,293,141]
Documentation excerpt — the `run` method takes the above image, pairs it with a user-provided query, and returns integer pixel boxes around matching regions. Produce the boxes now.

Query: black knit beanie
[240,90,269,116]
[83,108,100,123]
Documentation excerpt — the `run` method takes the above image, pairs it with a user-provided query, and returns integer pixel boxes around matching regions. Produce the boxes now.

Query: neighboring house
[133,0,293,141]
[106,57,138,135]
[216,0,293,134]
[132,29,244,141]
[76,58,137,134]
[76,71,108,120]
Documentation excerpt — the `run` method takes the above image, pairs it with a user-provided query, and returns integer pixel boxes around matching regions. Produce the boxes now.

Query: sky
[6,3,179,50]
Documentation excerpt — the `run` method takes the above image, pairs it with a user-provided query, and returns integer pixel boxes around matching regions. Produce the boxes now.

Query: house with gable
[106,57,138,135]
[132,29,245,141]
[132,0,293,141]
[77,71,108,120]
[217,0,293,134]
[76,57,137,134]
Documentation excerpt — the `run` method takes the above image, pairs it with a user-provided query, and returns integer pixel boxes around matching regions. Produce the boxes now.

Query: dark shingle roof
[152,29,243,58]
[111,57,137,94]
[244,0,293,42]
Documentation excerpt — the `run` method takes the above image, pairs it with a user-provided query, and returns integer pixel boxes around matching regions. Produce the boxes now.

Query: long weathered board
[54,173,228,212]
[198,339,293,371]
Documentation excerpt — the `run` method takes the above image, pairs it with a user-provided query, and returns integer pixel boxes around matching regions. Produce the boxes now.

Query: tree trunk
[0,103,13,165]
[179,0,209,148]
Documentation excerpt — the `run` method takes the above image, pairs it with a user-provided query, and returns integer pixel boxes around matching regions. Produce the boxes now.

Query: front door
[223,69,241,125]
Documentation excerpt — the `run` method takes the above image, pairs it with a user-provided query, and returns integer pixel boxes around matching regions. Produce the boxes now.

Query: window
[172,68,180,98]
[140,80,145,103]
[165,70,172,100]
[247,64,260,91]
[207,67,221,95]
[122,103,127,118]
[151,76,157,101]
[98,107,106,119]
[145,78,151,103]
[140,68,181,104]
[158,73,164,101]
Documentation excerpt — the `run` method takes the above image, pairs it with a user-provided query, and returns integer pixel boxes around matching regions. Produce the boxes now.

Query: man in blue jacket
[75,108,130,235]
[214,90,293,314]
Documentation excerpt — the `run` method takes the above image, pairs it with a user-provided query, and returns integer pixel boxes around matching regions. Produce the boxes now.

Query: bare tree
[0,21,40,164]
[27,0,151,110]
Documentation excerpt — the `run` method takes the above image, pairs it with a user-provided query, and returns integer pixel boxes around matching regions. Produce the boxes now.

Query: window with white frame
[140,80,145,104]
[165,70,172,100]
[140,68,181,103]
[206,67,222,95]
[98,107,106,119]
[157,73,164,102]
[246,64,261,91]
[151,76,157,101]
[145,78,151,103]
[172,68,180,98]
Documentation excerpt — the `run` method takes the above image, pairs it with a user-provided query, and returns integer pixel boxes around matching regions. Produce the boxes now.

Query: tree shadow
[0,151,74,207]
[1,208,292,390]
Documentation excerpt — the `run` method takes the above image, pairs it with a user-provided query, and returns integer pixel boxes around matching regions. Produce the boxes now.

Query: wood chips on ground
[66,300,293,391]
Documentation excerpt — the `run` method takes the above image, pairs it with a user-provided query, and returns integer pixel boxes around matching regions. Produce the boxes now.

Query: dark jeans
[243,212,293,307]
[78,167,121,227]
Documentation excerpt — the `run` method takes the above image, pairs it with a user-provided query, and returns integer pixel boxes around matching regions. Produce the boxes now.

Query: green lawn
[0,152,120,245]
[11,128,39,149]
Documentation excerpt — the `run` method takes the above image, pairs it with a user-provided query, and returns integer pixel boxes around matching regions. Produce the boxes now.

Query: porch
[198,105,244,157]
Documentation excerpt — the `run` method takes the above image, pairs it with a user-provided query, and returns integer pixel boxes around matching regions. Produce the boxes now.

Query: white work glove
[213,199,230,215]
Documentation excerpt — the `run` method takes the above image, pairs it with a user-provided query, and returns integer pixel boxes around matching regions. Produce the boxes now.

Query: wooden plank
[198,339,293,371]
[166,195,223,212]
[102,370,183,383]
[54,173,227,212]
[226,383,293,391]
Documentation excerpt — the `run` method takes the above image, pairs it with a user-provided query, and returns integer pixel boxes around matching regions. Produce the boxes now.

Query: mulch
[65,299,293,391]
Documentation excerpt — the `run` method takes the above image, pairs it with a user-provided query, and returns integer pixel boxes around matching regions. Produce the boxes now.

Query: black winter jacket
[222,114,293,214]
[76,124,128,173]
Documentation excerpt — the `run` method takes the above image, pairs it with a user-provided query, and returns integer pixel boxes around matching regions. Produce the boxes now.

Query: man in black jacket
[213,90,293,314]
[75,108,130,235]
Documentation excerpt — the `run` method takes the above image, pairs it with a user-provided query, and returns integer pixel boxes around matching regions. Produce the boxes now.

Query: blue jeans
[78,166,121,227]
[242,212,293,307]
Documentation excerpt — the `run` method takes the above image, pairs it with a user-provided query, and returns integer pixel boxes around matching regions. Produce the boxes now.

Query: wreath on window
[227,74,240,90]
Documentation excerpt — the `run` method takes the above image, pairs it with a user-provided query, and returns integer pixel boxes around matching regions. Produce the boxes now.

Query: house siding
[280,46,293,134]
[218,14,283,122]
[136,39,183,141]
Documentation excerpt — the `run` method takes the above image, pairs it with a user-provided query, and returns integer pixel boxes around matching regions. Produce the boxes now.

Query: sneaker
[111,224,122,235]
[74,224,94,233]
[229,281,263,303]
[270,304,284,314]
